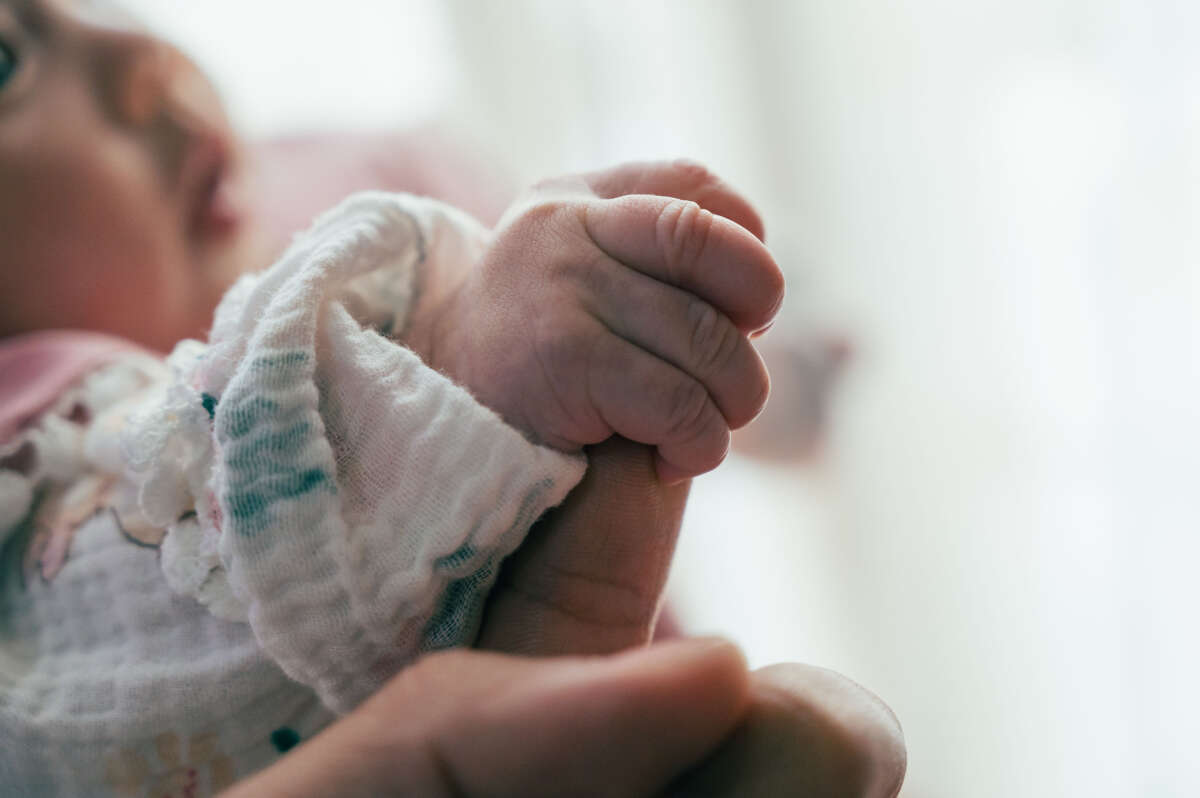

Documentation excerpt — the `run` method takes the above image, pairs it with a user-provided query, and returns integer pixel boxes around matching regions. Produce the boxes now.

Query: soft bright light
[118,0,456,135]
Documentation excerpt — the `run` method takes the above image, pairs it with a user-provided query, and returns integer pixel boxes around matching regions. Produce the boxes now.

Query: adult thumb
[221,637,749,797]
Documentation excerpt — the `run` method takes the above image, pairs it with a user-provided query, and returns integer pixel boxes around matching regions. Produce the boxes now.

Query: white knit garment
[0,192,586,796]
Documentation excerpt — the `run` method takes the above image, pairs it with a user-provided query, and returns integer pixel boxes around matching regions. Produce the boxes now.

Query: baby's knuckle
[535,318,584,372]
[530,321,595,424]
[685,298,739,377]
[568,247,613,295]
[378,649,466,709]
[506,197,579,240]
[662,377,712,440]
[541,249,578,286]
[656,199,714,279]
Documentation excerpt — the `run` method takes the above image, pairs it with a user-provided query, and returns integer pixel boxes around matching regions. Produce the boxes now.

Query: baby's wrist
[404,284,463,378]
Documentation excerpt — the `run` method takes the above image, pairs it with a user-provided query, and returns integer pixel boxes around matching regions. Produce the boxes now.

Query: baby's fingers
[587,334,731,483]
[581,158,767,242]
[583,259,770,430]
[584,194,784,334]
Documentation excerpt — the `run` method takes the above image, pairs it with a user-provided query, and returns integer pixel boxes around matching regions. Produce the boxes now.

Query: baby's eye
[0,39,15,91]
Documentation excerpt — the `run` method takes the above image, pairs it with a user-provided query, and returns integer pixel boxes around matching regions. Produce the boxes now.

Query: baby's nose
[29,0,164,128]
[106,40,172,127]
[75,5,179,130]
[94,32,217,140]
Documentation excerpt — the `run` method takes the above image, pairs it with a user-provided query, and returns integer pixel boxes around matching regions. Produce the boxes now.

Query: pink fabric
[0,330,146,445]
[250,129,514,261]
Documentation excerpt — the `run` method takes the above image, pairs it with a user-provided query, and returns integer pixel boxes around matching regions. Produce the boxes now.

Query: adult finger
[477,437,690,656]
[584,194,785,333]
[581,255,770,429]
[221,638,751,798]
[580,159,767,242]
[666,664,908,798]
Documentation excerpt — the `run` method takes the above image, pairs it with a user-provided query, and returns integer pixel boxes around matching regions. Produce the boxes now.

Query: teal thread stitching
[434,544,477,571]
[421,479,554,648]
[217,350,332,536]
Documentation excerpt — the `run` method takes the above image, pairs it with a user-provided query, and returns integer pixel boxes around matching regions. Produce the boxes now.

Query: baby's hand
[418,161,784,482]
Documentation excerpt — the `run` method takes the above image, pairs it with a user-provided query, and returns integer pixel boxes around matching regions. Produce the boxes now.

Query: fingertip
[749,664,908,798]
[667,157,767,242]
[651,636,751,687]
[449,637,753,798]
[735,202,768,244]
[599,636,754,782]
[707,194,766,245]
[654,455,694,486]
[749,279,785,337]
[619,636,752,717]
[654,430,731,482]
[751,257,786,336]
[718,219,785,334]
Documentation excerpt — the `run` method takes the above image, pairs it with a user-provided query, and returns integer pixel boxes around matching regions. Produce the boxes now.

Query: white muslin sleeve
[123,192,586,714]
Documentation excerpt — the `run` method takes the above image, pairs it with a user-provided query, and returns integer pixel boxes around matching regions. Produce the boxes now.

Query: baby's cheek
[1,155,170,340]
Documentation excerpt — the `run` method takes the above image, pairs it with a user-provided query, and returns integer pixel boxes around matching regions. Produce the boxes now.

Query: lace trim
[0,354,164,543]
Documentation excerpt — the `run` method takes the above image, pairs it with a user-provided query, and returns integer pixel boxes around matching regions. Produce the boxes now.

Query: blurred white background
[120,1,1200,795]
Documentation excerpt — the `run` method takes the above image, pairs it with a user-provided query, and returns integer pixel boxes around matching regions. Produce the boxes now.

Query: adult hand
[222,636,904,797]
[222,439,905,797]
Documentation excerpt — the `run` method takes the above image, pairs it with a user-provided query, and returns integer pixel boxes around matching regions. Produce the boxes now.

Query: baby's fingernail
[751,321,775,339]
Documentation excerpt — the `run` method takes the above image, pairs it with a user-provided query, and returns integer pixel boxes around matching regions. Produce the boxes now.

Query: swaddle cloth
[124,191,586,712]
[0,192,586,795]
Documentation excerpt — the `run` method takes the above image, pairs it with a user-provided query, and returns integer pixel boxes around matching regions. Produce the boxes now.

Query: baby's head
[0,0,263,352]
